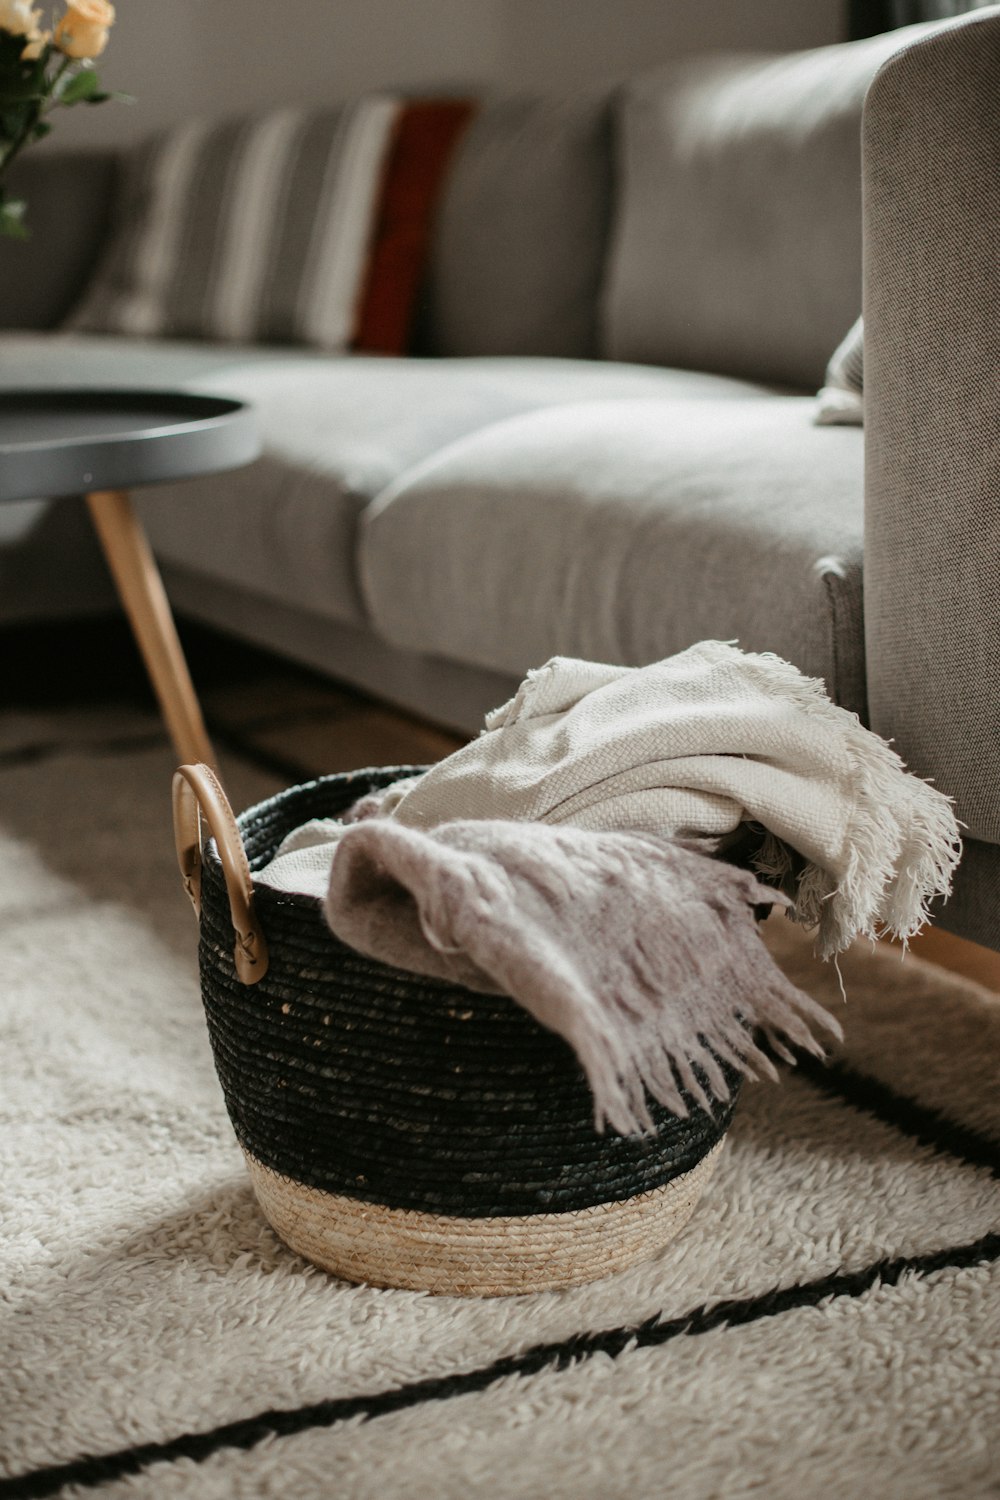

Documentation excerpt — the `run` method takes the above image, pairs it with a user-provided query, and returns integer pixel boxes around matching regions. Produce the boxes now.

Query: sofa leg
[85,488,215,768]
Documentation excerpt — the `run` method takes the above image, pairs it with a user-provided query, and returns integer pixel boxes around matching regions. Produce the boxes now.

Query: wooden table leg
[85,488,215,768]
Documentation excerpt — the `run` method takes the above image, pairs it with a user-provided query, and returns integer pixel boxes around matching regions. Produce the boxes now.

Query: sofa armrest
[862,9,1000,845]
[0,149,119,331]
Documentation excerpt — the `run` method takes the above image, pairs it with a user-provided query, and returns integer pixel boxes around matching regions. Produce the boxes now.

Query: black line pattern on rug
[0,716,334,783]
[0,718,320,783]
[0,717,320,780]
[0,730,168,770]
[796,1054,1000,1178]
[3,1230,997,1500]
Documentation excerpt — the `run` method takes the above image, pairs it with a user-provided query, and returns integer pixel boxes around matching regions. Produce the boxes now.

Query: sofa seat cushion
[0,331,325,391]
[361,396,867,716]
[0,334,776,629]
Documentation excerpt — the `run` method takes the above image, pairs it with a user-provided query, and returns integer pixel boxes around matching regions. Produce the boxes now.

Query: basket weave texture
[198,768,741,1229]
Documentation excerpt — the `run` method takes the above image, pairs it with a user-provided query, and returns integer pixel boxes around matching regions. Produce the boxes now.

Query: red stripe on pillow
[353,99,475,356]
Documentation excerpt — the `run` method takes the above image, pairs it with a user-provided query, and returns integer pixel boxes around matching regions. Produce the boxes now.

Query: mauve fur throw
[324,819,841,1136]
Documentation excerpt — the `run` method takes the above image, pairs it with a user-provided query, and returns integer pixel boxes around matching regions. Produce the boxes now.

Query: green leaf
[31,119,52,139]
[58,67,100,105]
[83,91,111,105]
[0,197,29,239]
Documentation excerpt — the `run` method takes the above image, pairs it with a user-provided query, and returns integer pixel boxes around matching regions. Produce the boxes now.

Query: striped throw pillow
[70,99,402,350]
[815,315,864,426]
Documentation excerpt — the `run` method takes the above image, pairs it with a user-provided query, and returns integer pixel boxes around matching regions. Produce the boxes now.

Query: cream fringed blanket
[350,642,962,958]
[324,819,840,1136]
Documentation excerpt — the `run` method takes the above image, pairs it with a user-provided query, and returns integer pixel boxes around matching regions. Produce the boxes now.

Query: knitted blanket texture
[357,642,961,957]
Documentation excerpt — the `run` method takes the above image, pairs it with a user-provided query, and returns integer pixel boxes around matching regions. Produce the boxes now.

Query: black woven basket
[173,763,740,1296]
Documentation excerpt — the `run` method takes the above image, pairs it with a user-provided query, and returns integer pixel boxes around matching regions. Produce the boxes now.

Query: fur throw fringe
[324,818,842,1136]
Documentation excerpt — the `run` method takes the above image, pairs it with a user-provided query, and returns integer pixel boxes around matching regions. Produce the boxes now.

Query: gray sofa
[1,12,997,949]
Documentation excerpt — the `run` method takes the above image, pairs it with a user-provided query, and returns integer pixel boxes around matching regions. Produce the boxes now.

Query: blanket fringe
[326,817,844,1138]
[724,644,962,957]
[576,885,843,1136]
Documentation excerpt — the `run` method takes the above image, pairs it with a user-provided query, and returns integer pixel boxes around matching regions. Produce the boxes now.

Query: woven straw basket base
[245,1139,725,1297]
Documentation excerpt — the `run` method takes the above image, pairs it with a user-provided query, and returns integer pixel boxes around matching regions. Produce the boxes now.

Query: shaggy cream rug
[1,710,998,1500]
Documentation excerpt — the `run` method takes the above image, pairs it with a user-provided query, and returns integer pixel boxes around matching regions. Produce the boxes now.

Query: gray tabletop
[0,389,261,503]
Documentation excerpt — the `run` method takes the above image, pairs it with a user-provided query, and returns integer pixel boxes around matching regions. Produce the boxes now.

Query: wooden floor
[200,663,465,782]
[8,614,997,996]
[885,926,1000,996]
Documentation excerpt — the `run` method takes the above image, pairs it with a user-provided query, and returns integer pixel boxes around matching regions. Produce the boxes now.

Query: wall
[501,0,846,90]
[60,0,507,147]
[56,0,846,150]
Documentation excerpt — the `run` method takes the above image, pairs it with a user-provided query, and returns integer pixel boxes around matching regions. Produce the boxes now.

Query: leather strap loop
[172,764,269,985]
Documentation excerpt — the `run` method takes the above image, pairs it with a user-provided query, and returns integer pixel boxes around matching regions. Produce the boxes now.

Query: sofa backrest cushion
[0,151,118,331]
[354,100,475,354]
[419,93,614,360]
[602,23,936,389]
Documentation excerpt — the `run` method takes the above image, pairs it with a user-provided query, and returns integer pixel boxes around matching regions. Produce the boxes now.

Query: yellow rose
[21,26,50,58]
[53,0,115,58]
[0,0,42,37]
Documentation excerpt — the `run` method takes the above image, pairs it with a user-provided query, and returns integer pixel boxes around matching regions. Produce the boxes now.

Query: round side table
[0,389,261,767]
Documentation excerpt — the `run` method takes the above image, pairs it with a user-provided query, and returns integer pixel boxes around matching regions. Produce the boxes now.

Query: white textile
[257,818,346,897]
[362,642,962,956]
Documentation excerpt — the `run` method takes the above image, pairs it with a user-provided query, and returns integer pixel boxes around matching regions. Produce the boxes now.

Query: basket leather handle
[172,763,269,985]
